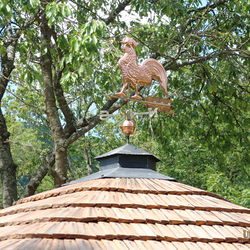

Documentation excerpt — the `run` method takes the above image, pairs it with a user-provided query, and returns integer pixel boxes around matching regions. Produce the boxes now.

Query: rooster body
[116,37,168,100]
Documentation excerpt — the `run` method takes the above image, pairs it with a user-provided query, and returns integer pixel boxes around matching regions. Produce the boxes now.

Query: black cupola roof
[65,143,175,185]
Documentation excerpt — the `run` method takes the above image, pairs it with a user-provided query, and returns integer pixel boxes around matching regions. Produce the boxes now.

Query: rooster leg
[130,80,142,100]
[116,78,128,97]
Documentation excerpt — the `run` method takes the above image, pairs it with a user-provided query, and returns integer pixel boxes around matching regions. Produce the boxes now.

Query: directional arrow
[100,108,158,121]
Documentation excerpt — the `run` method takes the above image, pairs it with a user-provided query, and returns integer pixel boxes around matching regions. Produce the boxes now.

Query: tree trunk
[0,109,17,208]
[40,19,68,187]
[0,18,18,208]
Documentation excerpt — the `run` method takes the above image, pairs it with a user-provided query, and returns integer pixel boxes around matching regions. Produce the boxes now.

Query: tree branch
[105,0,131,25]
[187,0,227,14]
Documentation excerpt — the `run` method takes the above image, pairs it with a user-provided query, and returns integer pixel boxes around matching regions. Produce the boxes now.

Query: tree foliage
[0,0,250,208]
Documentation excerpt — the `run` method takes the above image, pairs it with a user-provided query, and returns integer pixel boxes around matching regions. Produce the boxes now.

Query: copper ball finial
[121,119,135,136]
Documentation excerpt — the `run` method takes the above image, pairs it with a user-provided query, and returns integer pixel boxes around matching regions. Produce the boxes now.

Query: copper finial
[121,119,135,136]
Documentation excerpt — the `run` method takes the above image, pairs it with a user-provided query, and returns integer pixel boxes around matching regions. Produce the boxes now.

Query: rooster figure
[116,37,168,100]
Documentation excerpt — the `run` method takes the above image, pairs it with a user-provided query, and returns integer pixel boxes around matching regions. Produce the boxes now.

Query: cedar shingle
[123,192,147,208]
[101,239,120,250]
[77,222,96,238]
[123,239,140,250]
[208,242,228,250]
[109,222,129,239]
[78,207,98,221]
[161,241,179,250]
[95,207,106,220]
[154,179,179,194]
[125,208,145,222]
[227,226,249,243]
[171,241,190,250]
[88,223,105,238]
[147,223,165,240]
[179,224,199,241]
[113,239,130,250]
[196,210,222,225]
[134,240,154,250]
[184,242,203,250]
[185,209,206,225]
[117,192,134,208]
[75,239,92,250]
[118,178,128,192]
[121,223,139,239]
[201,225,225,242]
[35,239,55,250]
[88,239,107,250]
[211,211,238,225]
[204,196,237,212]
[148,193,168,208]
[105,178,121,191]
[98,222,116,239]
[155,224,178,241]
[137,193,158,208]
[213,225,238,242]
[131,223,155,240]
[230,213,250,226]
[232,243,250,250]
[135,179,153,193]
[169,194,194,209]
[196,242,214,249]
[158,194,180,209]
[188,224,213,242]
[132,179,145,193]
[101,207,118,221]
[137,208,161,223]
[220,242,239,250]
[147,240,168,250]
[148,179,171,194]
[224,225,247,242]
[37,222,60,237]
[112,207,133,222]
[174,209,196,224]
[184,195,206,210]
[17,238,43,250]
[63,239,79,250]
[166,181,192,194]
[108,192,120,207]
[160,209,184,224]
[151,208,169,223]
[139,178,158,194]
[167,224,190,241]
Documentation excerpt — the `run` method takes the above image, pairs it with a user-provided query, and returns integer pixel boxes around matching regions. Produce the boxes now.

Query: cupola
[67,143,175,184]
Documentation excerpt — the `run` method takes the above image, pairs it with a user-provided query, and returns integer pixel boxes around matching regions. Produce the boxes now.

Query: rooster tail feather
[143,59,168,96]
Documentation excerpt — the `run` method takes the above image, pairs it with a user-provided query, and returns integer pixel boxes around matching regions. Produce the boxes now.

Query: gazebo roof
[0,144,250,249]
[0,177,250,249]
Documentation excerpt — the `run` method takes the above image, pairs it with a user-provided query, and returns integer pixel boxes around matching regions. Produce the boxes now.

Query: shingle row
[0,238,250,250]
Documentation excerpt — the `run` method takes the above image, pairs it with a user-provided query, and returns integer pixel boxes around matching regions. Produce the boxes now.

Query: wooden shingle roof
[0,177,250,249]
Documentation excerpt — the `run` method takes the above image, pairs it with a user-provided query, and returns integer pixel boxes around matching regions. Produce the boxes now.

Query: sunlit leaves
[0,1,12,18]
[46,2,72,27]
[59,20,106,88]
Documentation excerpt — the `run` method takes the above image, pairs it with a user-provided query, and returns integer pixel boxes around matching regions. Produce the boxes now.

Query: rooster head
[121,37,139,53]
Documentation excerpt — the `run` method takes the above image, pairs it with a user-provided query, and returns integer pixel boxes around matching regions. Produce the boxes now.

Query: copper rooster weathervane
[100,37,173,140]
[116,37,168,100]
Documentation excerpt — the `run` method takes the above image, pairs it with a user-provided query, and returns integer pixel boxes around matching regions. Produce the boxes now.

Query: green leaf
[73,39,80,52]
[86,65,92,76]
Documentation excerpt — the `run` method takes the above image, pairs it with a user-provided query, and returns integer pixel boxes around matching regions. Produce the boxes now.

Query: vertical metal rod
[127,83,130,111]
[126,136,129,144]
